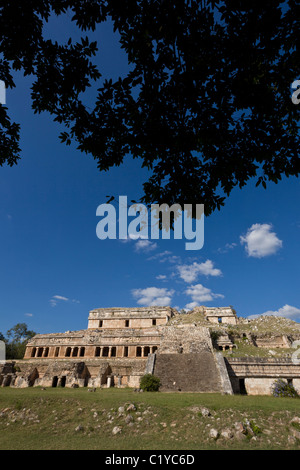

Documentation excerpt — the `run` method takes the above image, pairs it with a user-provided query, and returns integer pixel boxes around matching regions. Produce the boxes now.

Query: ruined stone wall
[0,358,147,389]
[152,325,228,392]
[87,306,177,329]
[24,327,162,360]
[154,353,223,392]
[252,334,291,349]
[226,357,300,395]
[88,317,166,329]
[157,325,213,354]
[206,316,237,325]
[203,307,237,325]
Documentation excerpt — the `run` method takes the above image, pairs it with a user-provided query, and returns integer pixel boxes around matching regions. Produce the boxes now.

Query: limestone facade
[192,306,238,325]
[226,357,300,395]
[1,305,300,396]
[203,306,237,325]
[87,306,172,329]
[24,307,176,361]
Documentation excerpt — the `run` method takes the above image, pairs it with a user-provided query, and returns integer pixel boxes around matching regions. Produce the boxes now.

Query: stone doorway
[239,378,247,395]
[60,376,66,387]
[52,376,58,387]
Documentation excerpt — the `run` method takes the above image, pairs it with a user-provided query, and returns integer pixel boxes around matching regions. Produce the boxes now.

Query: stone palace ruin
[1,305,300,395]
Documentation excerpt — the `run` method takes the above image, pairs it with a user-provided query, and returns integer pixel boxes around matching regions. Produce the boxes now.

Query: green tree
[0,1,299,215]
[4,323,36,360]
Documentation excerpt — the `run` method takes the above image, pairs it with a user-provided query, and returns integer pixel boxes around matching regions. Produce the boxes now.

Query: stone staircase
[153,352,223,392]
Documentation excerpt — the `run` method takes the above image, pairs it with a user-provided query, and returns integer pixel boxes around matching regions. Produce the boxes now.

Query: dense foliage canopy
[0,1,299,214]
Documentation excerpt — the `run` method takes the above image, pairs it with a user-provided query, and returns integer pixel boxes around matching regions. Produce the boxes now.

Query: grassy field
[0,387,299,450]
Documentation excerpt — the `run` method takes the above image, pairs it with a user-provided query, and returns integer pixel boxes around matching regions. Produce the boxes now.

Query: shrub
[139,374,161,392]
[271,379,299,398]
[249,421,262,436]
[210,330,222,341]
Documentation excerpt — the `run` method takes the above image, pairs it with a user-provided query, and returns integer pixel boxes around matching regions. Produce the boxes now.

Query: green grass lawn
[0,387,299,450]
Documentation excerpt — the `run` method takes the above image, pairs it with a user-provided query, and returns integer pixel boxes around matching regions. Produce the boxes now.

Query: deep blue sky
[1,15,300,335]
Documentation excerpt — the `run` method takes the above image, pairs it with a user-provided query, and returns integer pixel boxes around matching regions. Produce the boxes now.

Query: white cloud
[132,287,174,306]
[50,295,79,307]
[147,251,180,264]
[53,295,69,301]
[185,302,199,310]
[249,304,300,320]
[147,250,172,260]
[156,275,167,280]
[50,295,68,307]
[218,242,237,254]
[24,313,33,317]
[120,234,135,243]
[185,283,224,306]
[178,260,222,283]
[135,239,157,252]
[240,223,282,258]
[120,233,147,243]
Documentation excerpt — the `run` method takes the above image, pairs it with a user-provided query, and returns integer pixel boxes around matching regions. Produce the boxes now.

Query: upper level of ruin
[203,306,237,325]
[87,306,177,329]
[191,306,238,325]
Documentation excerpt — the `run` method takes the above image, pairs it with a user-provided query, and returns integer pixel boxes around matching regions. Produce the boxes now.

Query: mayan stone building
[1,305,300,395]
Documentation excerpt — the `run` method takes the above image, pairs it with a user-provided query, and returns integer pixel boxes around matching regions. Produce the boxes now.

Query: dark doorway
[52,376,58,387]
[37,347,43,357]
[60,376,66,387]
[239,378,247,395]
[79,347,85,357]
[72,347,79,357]
[136,347,142,357]
[28,369,38,387]
[111,347,116,357]
[65,347,71,357]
